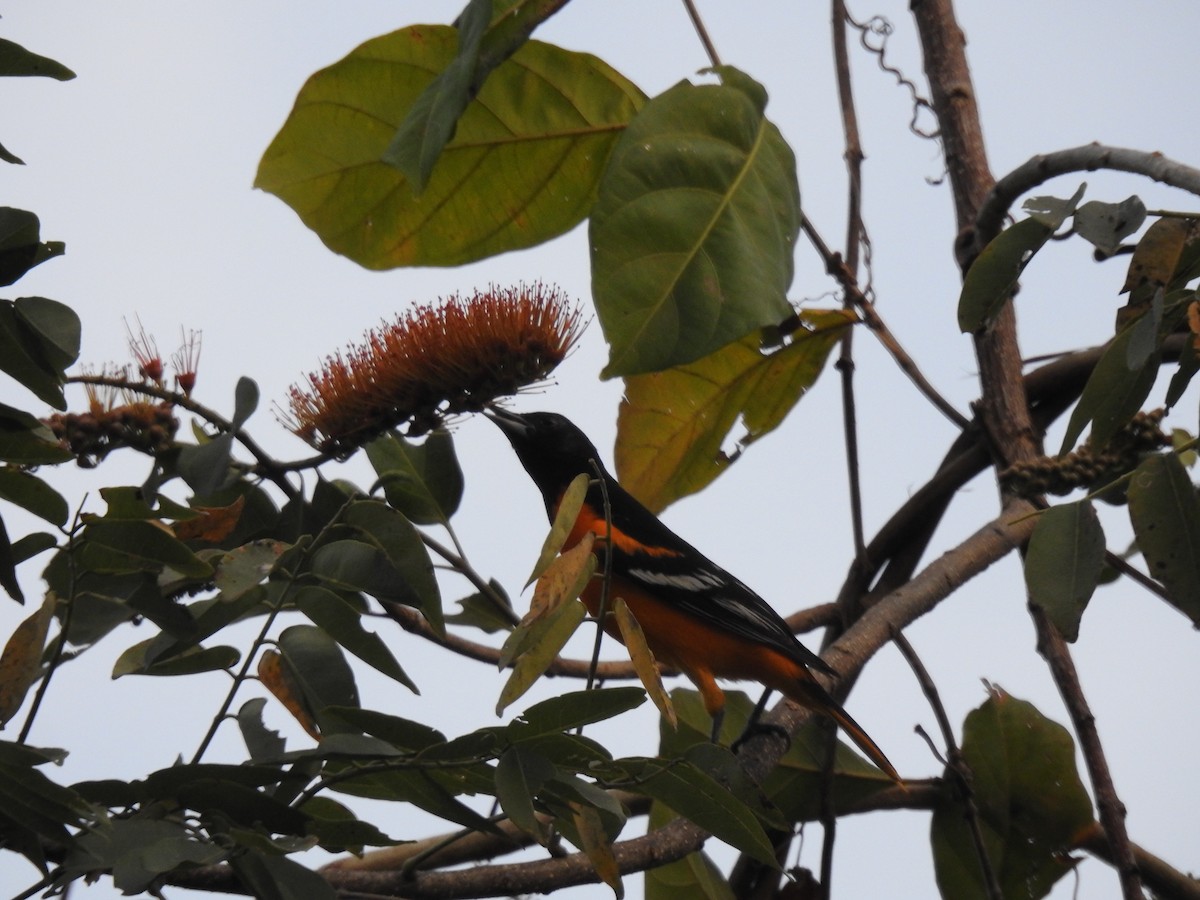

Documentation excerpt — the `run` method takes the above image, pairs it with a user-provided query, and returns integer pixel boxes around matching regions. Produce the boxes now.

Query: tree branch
[972,145,1200,259]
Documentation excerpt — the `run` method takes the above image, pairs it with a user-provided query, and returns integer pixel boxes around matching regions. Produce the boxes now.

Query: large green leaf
[931,688,1093,900]
[365,429,463,526]
[256,26,644,268]
[0,298,77,408]
[340,499,443,632]
[83,520,213,579]
[591,67,800,377]
[295,585,419,693]
[277,624,361,727]
[1024,501,1106,641]
[1127,452,1200,624]
[617,310,853,512]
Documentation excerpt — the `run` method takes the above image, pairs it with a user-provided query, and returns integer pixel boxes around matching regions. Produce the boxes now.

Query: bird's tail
[785,681,901,783]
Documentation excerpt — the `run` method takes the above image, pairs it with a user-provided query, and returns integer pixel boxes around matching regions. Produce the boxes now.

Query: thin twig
[680,0,721,67]
[69,374,302,501]
[893,631,1002,900]
[800,217,970,429]
[1030,606,1145,899]
[17,510,84,745]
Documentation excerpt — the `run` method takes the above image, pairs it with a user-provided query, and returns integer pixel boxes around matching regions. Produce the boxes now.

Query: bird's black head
[486,409,607,505]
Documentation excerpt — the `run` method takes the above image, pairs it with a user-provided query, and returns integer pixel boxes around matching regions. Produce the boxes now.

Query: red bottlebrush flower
[171,328,202,395]
[126,318,165,385]
[285,282,584,455]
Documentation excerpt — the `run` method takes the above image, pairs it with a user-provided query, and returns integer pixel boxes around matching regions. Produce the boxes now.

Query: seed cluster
[1000,410,1169,501]
[45,401,179,467]
[285,282,584,455]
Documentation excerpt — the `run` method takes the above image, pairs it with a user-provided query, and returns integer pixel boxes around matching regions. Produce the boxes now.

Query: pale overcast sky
[4,3,1199,898]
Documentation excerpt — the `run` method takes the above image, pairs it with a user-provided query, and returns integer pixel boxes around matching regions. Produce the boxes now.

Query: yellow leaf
[258,649,319,739]
[571,800,624,898]
[496,599,587,714]
[616,309,854,512]
[612,598,675,730]
[525,472,590,587]
[0,593,56,727]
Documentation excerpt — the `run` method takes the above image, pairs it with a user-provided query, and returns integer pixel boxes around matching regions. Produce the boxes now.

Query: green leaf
[617,309,854,512]
[495,745,556,840]
[232,376,259,428]
[176,433,235,496]
[0,39,75,79]
[0,140,23,166]
[327,765,497,832]
[237,698,287,762]
[508,687,646,739]
[342,499,443,632]
[366,430,463,526]
[383,0,492,191]
[213,540,287,601]
[958,218,1051,333]
[618,755,778,867]
[1127,453,1200,624]
[0,402,71,464]
[0,466,68,525]
[646,845,734,900]
[15,297,80,372]
[1024,501,1106,641]
[112,639,239,677]
[231,850,338,900]
[256,26,644,268]
[277,624,361,725]
[323,706,445,752]
[591,67,799,377]
[0,300,69,407]
[301,796,399,853]
[931,687,1093,900]
[83,519,213,579]
[445,583,515,633]
[1059,313,1160,453]
[0,210,65,287]
[295,585,419,692]
[1073,196,1146,256]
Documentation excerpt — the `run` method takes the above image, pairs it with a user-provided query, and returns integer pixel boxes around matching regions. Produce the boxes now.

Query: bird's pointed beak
[484,407,530,440]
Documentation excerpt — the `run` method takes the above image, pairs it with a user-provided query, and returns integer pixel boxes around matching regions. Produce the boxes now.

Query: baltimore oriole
[487,408,899,782]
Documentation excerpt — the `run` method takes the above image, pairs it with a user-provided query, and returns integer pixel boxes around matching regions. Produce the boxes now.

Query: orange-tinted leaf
[612,598,674,729]
[617,309,853,512]
[258,649,319,739]
[172,495,245,543]
[0,593,54,726]
[1121,217,1192,294]
[572,800,623,898]
[529,532,596,622]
